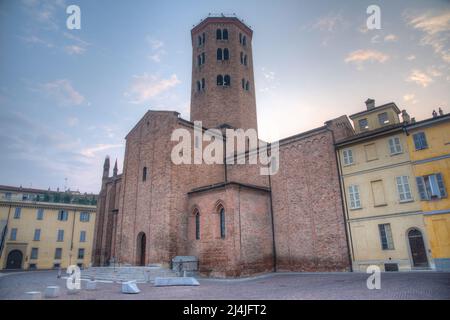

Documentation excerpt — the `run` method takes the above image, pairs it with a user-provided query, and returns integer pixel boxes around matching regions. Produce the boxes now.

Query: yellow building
[336,99,432,272]
[0,186,96,270]
[405,110,450,271]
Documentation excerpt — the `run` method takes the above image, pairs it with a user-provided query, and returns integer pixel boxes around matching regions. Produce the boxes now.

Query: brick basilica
[93,16,355,277]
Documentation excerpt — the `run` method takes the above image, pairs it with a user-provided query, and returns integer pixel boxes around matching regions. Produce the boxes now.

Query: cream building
[336,99,432,272]
[0,186,96,270]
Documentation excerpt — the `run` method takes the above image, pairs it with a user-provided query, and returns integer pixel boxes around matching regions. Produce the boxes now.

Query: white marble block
[44,286,60,298]
[121,280,140,294]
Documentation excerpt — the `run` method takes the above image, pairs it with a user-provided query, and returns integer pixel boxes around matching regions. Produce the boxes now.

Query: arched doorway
[408,229,429,268]
[136,232,146,266]
[6,250,23,269]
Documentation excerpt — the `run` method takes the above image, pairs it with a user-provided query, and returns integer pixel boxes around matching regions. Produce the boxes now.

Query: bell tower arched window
[217,48,222,60]
[224,75,230,86]
[217,75,223,86]
[142,167,147,182]
[216,29,222,40]
[223,48,229,60]
[222,29,228,40]
[195,210,200,240]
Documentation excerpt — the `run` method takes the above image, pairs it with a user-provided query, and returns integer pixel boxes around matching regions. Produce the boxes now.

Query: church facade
[93,16,354,277]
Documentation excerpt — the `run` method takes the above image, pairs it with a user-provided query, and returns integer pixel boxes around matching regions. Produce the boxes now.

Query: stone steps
[80,266,179,283]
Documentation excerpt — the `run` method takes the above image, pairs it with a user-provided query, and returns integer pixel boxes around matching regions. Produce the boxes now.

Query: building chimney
[365,98,375,110]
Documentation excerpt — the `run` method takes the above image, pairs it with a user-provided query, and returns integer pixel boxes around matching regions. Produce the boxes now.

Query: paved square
[0,271,449,300]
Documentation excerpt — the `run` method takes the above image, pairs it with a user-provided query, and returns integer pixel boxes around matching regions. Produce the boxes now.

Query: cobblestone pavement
[0,270,449,300]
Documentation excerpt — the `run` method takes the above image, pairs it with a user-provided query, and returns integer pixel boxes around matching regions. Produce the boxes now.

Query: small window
[80,230,86,242]
[342,149,354,165]
[242,78,245,89]
[5,192,12,200]
[219,207,226,239]
[378,223,394,250]
[33,229,41,241]
[57,229,64,242]
[222,29,228,40]
[14,207,21,219]
[348,185,361,209]
[36,208,44,220]
[29,263,37,270]
[244,55,248,66]
[10,228,17,240]
[224,75,231,86]
[195,211,200,240]
[31,248,39,260]
[396,176,413,202]
[378,112,389,125]
[245,81,250,91]
[217,48,223,60]
[198,35,202,46]
[223,48,229,60]
[78,248,85,260]
[359,118,369,130]
[217,75,223,86]
[413,132,428,150]
[201,52,205,64]
[216,29,222,40]
[53,263,61,269]
[242,36,247,46]
[54,248,62,260]
[239,33,242,44]
[240,52,243,64]
[388,137,402,155]
[58,210,68,221]
[197,55,201,66]
[143,167,147,181]
[196,81,201,92]
[201,78,205,90]
[80,212,90,222]
[202,32,205,44]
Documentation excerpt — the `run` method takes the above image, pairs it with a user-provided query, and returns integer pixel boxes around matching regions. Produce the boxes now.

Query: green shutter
[436,173,447,197]
[416,176,429,200]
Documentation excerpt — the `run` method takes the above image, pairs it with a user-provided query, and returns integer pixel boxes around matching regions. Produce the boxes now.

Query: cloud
[20,35,54,48]
[80,144,123,158]
[147,37,166,63]
[403,94,417,104]
[313,12,346,32]
[407,70,433,87]
[384,34,398,42]
[345,49,389,69]
[64,45,86,55]
[39,79,85,106]
[21,0,66,30]
[406,10,450,63]
[124,74,180,104]
[67,117,79,127]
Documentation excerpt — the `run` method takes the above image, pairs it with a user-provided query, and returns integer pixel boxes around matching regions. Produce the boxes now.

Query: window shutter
[389,139,395,154]
[436,173,447,197]
[416,176,429,200]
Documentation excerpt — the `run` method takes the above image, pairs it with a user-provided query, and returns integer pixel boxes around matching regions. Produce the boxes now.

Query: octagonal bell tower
[190,15,258,133]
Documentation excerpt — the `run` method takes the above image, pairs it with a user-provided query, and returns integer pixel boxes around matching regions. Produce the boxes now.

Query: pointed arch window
[224,75,230,86]
[223,48,229,60]
[142,167,147,182]
[195,211,200,240]
[222,29,228,40]
[217,48,223,60]
[217,75,223,86]
[219,207,225,239]
[216,29,222,40]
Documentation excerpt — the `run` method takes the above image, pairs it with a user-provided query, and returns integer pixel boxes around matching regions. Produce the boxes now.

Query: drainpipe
[268,146,277,273]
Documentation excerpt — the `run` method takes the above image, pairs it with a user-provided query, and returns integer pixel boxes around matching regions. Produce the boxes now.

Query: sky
[0,0,449,193]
